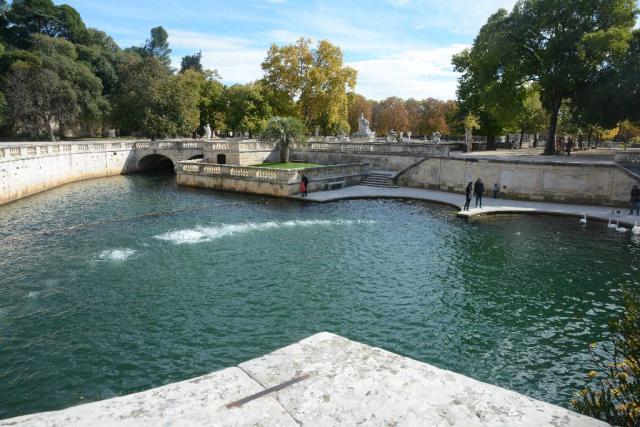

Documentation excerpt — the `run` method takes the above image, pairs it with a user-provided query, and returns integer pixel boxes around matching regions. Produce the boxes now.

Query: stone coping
[0,332,605,426]
[291,185,640,228]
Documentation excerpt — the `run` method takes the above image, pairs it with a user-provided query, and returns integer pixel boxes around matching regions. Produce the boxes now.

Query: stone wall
[204,140,280,166]
[0,140,204,206]
[398,156,640,206]
[176,161,368,197]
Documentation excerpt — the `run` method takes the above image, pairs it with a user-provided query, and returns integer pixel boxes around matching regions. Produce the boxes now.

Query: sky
[50,1,565,100]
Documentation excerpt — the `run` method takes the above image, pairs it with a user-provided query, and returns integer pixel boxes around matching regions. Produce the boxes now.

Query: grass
[251,162,321,169]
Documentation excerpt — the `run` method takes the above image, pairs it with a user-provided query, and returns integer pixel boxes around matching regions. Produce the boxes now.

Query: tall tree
[261,38,356,135]
[347,93,373,134]
[454,0,637,154]
[3,34,105,140]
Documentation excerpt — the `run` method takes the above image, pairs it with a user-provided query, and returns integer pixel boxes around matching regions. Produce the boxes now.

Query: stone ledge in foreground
[1,332,606,426]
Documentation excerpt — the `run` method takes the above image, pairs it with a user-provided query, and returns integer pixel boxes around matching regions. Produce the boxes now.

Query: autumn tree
[372,96,408,135]
[347,93,373,135]
[261,38,357,135]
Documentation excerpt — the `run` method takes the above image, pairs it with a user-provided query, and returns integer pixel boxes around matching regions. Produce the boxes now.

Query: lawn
[252,162,320,169]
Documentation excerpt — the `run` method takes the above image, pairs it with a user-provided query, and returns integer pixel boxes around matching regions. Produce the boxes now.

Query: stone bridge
[0,140,205,205]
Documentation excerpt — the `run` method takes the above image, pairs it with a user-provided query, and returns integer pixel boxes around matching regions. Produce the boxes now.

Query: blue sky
[56,0,637,101]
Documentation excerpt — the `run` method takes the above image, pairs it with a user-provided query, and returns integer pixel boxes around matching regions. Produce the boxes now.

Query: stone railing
[177,161,369,185]
[0,139,205,161]
[614,149,640,165]
[296,141,464,156]
[0,141,137,161]
[206,140,276,152]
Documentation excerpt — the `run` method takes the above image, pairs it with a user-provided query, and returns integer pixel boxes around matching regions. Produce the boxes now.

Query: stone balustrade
[299,141,463,156]
[614,149,640,165]
[0,140,205,161]
[177,161,369,185]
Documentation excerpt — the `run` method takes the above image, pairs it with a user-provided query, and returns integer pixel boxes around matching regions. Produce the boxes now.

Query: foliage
[261,116,305,163]
[463,113,480,131]
[453,0,637,153]
[224,82,272,137]
[372,96,409,134]
[261,38,356,135]
[572,288,640,426]
[180,51,203,73]
[347,93,373,134]
[3,34,106,140]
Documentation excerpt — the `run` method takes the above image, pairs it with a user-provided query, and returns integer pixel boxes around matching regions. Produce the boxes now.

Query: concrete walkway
[292,185,640,228]
[1,333,605,426]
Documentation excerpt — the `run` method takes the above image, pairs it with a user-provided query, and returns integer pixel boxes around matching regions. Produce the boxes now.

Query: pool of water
[1,173,639,419]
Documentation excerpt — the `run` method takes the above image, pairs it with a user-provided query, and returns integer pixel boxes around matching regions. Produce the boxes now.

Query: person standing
[463,182,472,211]
[493,182,499,199]
[474,177,484,208]
[300,174,309,197]
[630,184,640,216]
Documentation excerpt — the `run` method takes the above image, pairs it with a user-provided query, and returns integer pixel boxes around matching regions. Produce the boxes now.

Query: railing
[614,149,640,165]
[0,139,204,161]
[177,161,369,184]
[205,140,276,152]
[296,141,464,156]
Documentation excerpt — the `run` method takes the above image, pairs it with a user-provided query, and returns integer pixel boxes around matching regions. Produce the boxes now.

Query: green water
[1,173,639,419]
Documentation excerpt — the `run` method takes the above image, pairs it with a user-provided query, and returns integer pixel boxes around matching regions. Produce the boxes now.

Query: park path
[292,185,640,228]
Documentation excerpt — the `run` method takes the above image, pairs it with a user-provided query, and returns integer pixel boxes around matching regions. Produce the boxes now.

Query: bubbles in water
[154,219,375,245]
[26,291,39,299]
[97,248,137,261]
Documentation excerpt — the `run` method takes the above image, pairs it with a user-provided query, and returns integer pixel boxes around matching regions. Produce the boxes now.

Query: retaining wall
[398,156,640,206]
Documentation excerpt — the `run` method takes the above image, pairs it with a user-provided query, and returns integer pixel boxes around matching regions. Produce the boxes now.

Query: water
[0,173,638,419]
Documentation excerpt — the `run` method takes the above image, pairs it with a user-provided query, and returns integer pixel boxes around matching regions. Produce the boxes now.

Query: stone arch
[138,154,175,173]
[188,154,204,160]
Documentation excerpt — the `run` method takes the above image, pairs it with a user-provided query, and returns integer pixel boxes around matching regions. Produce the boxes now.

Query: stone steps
[361,172,397,188]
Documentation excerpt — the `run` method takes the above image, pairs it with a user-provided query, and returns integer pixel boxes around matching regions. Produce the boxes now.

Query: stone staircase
[360,171,398,188]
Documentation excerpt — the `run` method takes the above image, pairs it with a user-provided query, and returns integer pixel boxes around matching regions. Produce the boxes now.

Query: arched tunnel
[138,154,175,173]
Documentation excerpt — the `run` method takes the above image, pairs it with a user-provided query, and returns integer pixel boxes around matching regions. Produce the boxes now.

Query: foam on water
[26,291,39,299]
[97,248,137,261]
[155,219,374,245]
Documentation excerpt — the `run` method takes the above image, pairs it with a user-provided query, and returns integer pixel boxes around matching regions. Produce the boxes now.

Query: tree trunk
[505,134,510,149]
[587,129,593,148]
[533,133,538,148]
[486,134,496,150]
[578,134,583,150]
[519,130,524,148]
[544,99,561,155]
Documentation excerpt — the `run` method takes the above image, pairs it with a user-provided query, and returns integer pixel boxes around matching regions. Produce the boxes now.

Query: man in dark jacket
[474,177,484,208]
[630,185,640,216]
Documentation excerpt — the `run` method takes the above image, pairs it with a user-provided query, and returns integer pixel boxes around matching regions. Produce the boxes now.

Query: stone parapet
[0,332,605,426]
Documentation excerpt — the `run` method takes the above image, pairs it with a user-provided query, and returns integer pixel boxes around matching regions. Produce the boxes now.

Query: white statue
[204,124,212,139]
[432,131,441,144]
[352,112,375,140]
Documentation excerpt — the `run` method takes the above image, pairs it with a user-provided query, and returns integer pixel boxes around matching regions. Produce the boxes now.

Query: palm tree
[262,116,306,163]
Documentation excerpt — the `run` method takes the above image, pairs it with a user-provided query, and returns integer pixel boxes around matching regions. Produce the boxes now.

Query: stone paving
[292,185,640,228]
[1,333,606,426]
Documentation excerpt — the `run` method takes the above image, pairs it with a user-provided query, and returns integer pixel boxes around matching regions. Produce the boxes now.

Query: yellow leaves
[587,370,598,379]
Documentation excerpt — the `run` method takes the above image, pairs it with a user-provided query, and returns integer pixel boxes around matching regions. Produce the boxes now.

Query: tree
[373,97,408,135]
[3,34,106,140]
[455,1,637,154]
[224,82,272,137]
[262,116,305,163]
[261,38,356,135]
[112,54,170,135]
[572,288,640,425]
[180,51,203,73]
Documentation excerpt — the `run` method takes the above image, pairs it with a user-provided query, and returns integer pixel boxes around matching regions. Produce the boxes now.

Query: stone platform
[292,185,640,227]
[1,333,605,426]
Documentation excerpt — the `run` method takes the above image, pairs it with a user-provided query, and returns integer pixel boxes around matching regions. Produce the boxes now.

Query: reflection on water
[0,173,638,419]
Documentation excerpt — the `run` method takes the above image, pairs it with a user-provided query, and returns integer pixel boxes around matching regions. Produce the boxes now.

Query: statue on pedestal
[204,124,212,139]
[351,112,375,140]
